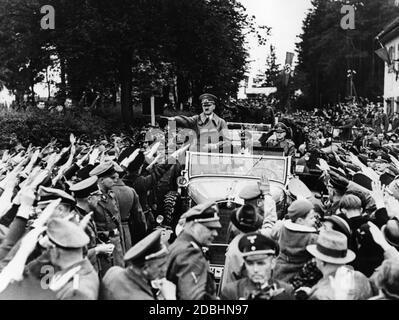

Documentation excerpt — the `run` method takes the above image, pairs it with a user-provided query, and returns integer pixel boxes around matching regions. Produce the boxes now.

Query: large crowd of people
[0,94,398,300]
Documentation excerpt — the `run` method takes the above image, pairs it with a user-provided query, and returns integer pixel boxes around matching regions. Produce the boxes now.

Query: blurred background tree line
[0,0,269,123]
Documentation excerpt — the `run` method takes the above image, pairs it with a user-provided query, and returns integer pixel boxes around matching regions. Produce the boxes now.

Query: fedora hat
[231,204,263,233]
[382,219,399,249]
[306,230,356,264]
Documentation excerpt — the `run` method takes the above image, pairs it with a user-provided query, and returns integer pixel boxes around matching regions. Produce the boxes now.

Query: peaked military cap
[46,218,89,249]
[89,162,116,178]
[124,229,168,263]
[199,93,217,103]
[238,232,278,259]
[184,201,222,229]
[37,186,76,206]
[69,176,100,199]
[274,122,289,133]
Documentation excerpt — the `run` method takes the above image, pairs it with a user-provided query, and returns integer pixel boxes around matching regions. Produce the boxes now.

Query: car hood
[188,177,285,205]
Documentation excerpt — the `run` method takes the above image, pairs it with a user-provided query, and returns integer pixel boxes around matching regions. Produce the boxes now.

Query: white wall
[0,87,15,107]
[384,37,399,113]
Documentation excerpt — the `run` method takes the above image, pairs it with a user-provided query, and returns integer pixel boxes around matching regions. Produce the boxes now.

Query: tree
[264,45,281,87]
[0,0,270,122]
[294,0,399,109]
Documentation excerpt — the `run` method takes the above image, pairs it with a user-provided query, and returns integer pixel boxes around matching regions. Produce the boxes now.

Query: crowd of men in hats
[0,93,397,300]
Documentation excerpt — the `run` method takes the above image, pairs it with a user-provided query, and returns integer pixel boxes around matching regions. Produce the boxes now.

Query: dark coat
[273,220,318,283]
[101,266,156,300]
[112,180,147,248]
[166,231,216,300]
[347,208,389,277]
[220,278,295,300]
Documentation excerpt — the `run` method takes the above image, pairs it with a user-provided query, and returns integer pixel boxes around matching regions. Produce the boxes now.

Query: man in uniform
[69,176,115,274]
[111,162,148,248]
[163,93,230,153]
[89,162,124,274]
[259,122,296,157]
[166,201,221,300]
[39,218,100,299]
[0,217,100,300]
[101,229,176,300]
[220,232,294,300]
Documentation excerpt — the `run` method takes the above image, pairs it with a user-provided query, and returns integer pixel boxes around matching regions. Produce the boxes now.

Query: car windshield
[188,152,287,184]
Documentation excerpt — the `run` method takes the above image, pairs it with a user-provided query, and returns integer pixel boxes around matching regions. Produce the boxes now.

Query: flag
[283,52,294,86]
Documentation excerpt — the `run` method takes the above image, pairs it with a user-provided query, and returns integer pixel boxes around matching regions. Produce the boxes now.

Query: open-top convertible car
[162,151,294,288]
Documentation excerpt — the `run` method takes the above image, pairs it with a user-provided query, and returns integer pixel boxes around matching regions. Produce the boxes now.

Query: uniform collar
[127,266,155,298]
[199,113,220,126]
[178,231,203,249]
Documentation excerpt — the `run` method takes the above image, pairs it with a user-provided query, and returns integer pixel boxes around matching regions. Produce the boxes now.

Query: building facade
[378,17,399,115]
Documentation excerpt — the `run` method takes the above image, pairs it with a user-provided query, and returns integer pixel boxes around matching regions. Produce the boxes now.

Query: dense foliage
[294,0,399,108]
[0,0,269,121]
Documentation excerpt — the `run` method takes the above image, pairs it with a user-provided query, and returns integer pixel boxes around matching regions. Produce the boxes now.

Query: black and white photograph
[0,0,399,306]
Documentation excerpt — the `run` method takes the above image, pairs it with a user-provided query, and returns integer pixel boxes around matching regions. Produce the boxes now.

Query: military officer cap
[69,176,100,199]
[45,218,89,249]
[274,122,289,133]
[199,93,217,103]
[184,201,222,229]
[89,161,117,178]
[37,186,76,206]
[124,229,168,264]
[238,232,279,260]
[239,183,261,201]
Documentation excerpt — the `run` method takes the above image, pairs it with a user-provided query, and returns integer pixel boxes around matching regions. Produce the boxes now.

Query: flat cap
[124,229,168,263]
[37,186,76,206]
[239,183,261,201]
[184,201,221,229]
[287,198,314,221]
[69,176,100,199]
[46,218,89,249]
[89,162,116,178]
[238,232,278,259]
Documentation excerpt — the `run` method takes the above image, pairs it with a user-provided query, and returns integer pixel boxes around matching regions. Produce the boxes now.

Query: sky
[240,0,313,76]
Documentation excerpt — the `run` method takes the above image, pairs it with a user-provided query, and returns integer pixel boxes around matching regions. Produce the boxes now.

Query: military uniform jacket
[50,258,100,300]
[266,138,296,157]
[166,232,216,300]
[94,191,122,236]
[101,266,156,300]
[220,278,295,300]
[112,180,147,247]
[175,113,230,151]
